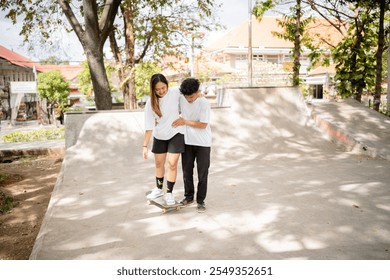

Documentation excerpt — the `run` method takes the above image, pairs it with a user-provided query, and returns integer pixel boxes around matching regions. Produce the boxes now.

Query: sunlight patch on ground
[339,182,381,195]
[255,233,303,252]
[376,204,390,212]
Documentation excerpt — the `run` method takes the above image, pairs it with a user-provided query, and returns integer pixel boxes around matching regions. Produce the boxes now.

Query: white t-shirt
[180,95,212,147]
[144,88,184,140]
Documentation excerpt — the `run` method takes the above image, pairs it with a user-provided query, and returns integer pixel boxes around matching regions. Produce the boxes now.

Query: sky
[0,0,249,63]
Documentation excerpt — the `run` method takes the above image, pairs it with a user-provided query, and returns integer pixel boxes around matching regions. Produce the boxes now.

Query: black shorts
[152,133,185,154]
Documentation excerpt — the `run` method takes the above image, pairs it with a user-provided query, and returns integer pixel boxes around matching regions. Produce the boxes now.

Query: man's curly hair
[179,78,200,96]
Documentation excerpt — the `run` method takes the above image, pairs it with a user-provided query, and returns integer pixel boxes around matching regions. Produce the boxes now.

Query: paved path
[3,87,390,260]
[0,121,64,160]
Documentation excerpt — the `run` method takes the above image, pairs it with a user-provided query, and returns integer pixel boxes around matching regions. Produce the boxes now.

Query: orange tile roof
[206,16,345,51]
[308,64,336,76]
[0,44,40,70]
[38,64,83,81]
[0,44,83,81]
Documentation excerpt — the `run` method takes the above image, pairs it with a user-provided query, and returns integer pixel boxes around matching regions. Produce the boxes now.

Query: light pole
[190,31,204,78]
[191,33,195,77]
[248,0,253,87]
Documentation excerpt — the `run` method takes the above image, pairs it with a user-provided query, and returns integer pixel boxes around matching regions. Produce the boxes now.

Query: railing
[223,73,293,88]
[207,73,294,108]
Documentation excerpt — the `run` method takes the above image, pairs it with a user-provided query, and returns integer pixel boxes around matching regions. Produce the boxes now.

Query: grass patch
[0,191,15,213]
[1,128,65,143]
[0,174,10,184]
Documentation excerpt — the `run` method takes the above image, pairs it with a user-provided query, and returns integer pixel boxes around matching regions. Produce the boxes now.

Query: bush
[1,128,65,143]
[0,191,14,213]
[0,174,9,184]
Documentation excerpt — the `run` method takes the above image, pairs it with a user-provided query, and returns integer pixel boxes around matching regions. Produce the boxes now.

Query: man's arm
[172,117,207,129]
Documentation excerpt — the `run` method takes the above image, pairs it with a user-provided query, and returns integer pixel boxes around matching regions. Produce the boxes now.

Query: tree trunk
[387,27,390,115]
[109,30,125,106]
[58,0,121,110]
[40,99,50,125]
[373,0,385,112]
[85,48,112,110]
[352,16,364,102]
[293,0,301,86]
[355,87,363,103]
[123,5,137,110]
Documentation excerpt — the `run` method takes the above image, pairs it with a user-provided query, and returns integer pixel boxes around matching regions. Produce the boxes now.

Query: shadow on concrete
[30,87,390,260]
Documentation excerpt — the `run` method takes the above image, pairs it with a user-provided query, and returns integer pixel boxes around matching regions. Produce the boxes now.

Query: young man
[172,78,212,213]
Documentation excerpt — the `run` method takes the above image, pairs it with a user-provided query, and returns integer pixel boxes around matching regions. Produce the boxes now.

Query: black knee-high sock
[156,177,164,189]
[166,181,175,193]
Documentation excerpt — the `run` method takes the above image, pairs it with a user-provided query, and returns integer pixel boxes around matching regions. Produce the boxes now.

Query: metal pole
[248,0,253,87]
[191,33,195,77]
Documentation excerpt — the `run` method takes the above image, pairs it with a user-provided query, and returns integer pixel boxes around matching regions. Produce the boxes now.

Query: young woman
[142,73,185,205]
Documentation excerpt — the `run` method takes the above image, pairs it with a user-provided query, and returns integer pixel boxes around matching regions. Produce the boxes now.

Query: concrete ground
[3,87,390,259]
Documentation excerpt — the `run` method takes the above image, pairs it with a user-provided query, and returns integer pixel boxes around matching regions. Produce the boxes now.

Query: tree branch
[58,0,85,43]
[99,0,122,42]
[303,0,351,35]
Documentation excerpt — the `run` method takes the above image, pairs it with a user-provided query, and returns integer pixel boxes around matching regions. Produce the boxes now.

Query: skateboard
[145,191,182,214]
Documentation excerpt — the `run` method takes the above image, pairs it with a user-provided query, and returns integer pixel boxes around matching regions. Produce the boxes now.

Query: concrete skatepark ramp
[30,87,390,260]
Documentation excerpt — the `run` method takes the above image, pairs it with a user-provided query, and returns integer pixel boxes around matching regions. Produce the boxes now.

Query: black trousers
[181,145,211,204]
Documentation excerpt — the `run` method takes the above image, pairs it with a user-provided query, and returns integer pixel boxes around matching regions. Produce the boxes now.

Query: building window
[301,55,309,62]
[283,54,292,62]
[311,84,323,99]
[236,54,247,61]
[253,54,264,61]
[265,55,279,64]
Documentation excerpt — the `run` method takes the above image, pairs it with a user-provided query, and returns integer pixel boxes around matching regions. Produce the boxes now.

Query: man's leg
[196,146,211,204]
[182,145,195,201]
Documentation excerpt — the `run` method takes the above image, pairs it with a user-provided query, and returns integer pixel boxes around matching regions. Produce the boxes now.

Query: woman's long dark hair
[150,73,168,118]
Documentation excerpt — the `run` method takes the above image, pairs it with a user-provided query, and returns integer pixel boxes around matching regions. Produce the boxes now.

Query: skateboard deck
[145,191,182,213]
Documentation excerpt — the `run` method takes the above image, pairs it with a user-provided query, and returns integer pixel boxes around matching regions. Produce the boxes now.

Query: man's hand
[172,117,186,128]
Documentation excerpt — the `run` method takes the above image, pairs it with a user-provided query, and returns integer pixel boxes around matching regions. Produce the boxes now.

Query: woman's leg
[154,153,167,178]
[166,152,181,183]
[146,153,167,199]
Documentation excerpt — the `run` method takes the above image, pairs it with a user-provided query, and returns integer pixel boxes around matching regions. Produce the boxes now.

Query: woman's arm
[142,130,153,160]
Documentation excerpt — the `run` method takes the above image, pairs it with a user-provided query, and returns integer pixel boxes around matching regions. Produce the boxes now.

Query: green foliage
[0,0,61,42]
[121,0,221,63]
[78,60,117,96]
[332,7,378,98]
[40,56,69,65]
[78,61,94,96]
[135,62,162,99]
[1,128,65,143]
[253,0,276,20]
[274,15,312,42]
[270,2,308,86]
[0,191,14,213]
[198,70,213,84]
[37,70,69,109]
[0,174,9,184]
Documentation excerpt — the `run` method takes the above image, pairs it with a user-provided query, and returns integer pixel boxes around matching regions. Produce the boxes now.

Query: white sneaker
[146,187,164,199]
[165,193,175,206]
